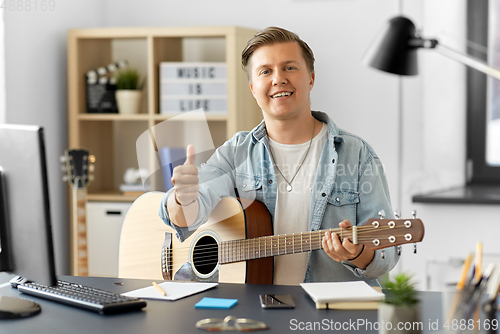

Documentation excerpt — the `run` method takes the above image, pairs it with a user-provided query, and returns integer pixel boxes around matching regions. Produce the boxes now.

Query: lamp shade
[363,16,420,76]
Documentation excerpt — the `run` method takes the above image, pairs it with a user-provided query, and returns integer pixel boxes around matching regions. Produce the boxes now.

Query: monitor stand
[0,295,41,319]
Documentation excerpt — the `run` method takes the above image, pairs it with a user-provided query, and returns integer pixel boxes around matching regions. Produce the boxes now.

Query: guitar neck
[219,228,342,264]
[72,188,88,276]
[218,216,424,264]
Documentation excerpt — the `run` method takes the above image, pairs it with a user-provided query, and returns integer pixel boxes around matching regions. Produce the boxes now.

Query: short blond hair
[241,26,315,81]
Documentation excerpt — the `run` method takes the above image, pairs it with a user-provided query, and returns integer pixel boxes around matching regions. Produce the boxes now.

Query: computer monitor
[0,124,57,287]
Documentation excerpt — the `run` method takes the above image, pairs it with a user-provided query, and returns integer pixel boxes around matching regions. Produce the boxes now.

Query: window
[467,0,500,182]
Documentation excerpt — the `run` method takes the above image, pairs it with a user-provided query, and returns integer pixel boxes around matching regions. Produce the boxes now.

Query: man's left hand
[321,220,374,269]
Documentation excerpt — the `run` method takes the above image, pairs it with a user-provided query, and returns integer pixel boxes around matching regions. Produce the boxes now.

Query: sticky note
[195,297,238,309]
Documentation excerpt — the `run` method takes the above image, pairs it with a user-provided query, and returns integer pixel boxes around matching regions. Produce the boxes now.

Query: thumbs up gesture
[171,145,199,206]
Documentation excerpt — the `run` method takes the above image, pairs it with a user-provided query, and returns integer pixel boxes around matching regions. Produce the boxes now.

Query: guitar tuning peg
[62,175,68,182]
[89,164,95,172]
[59,155,67,163]
[412,210,417,219]
[414,243,417,254]
[88,175,95,182]
[394,210,400,219]
[378,210,386,219]
[89,155,96,164]
[60,165,67,172]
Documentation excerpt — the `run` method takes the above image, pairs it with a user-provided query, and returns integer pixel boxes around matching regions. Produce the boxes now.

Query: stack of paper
[300,281,385,310]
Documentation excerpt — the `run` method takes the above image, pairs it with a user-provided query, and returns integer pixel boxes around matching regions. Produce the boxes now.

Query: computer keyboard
[11,277,146,315]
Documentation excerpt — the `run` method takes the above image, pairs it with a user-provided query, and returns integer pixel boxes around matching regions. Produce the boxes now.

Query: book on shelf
[159,147,186,191]
[119,183,151,196]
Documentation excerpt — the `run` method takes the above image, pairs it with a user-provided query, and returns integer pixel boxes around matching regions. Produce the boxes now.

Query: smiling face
[248,41,315,122]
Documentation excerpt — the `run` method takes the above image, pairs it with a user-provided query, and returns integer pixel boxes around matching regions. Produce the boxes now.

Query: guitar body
[119,193,273,284]
[170,197,273,284]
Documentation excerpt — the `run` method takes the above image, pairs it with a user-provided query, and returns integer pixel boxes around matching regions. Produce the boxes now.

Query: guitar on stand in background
[61,149,95,276]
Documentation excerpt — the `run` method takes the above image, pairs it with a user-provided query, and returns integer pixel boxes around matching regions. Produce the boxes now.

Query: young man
[159,27,399,285]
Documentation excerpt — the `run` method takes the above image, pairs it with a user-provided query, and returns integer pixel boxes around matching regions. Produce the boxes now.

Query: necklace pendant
[286,184,293,192]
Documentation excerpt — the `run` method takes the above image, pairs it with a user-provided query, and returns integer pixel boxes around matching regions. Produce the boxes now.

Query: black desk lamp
[362,15,500,212]
[363,15,500,79]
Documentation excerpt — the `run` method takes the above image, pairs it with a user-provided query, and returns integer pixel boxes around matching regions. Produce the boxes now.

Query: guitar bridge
[161,232,172,280]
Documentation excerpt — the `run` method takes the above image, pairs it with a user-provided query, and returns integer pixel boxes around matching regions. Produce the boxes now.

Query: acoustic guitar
[118,192,424,284]
[61,149,95,276]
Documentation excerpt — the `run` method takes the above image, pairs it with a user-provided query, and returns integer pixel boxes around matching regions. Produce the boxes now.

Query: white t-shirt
[269,123,328,285]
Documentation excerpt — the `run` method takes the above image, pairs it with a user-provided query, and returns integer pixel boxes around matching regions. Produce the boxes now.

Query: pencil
[152,282,167,296]
[449,253,474,321]
[457,253,473,290]
[475,242,483,282]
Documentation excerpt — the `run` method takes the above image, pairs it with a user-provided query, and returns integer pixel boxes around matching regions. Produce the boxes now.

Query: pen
[152,282,167,296]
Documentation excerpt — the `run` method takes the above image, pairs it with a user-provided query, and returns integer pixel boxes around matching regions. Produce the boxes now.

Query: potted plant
[378,273,421,334]
[115,68,145,114]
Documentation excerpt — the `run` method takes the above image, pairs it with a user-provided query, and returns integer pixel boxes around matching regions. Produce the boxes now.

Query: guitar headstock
[61,149,95,189]
[361,215,425,251]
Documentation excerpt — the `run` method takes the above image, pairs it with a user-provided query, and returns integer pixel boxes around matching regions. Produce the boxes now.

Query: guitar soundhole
[193,235,218,275]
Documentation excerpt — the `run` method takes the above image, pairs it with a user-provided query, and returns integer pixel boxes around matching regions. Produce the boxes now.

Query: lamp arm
[434,43,500,81]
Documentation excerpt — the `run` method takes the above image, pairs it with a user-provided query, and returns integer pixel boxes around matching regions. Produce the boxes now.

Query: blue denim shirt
[159,111,399,285]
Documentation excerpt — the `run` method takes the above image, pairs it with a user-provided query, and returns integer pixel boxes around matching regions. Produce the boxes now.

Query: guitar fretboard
[73,189,88,276]
[219,228,349,264]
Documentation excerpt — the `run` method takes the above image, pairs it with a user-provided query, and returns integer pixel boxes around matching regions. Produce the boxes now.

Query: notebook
[300,281,385,309]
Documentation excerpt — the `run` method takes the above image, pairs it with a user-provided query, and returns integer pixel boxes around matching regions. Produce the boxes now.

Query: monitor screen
[0,124,57,286]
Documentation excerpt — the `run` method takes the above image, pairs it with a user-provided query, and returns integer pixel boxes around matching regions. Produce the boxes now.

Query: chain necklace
[268,120,316,192]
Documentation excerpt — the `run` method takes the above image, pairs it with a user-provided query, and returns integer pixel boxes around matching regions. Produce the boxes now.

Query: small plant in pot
[115,68,145,114]
[378,273,421,334]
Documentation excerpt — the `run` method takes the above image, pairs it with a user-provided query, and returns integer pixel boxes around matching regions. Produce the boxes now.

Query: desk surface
[0,273,444,334]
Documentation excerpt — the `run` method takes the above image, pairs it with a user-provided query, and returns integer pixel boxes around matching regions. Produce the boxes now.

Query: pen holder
[482,298,498,334]
[442,283,461,321]
[442,282,485,326]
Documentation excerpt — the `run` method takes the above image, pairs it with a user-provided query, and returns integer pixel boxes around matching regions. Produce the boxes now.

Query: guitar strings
[162,234,410,270]
[161,227,412,267]
[162,238,409,270]
[162,224,410,256]
[161,226,414,269]
[165,237,411,266]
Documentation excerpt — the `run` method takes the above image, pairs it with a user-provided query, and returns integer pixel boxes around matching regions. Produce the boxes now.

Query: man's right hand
[171,144,199,206]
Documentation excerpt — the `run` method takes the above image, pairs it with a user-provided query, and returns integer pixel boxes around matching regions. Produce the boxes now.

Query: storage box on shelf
[86,201,133,277]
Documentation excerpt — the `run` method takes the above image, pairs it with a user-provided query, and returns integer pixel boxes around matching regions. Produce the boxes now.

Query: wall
[4,1,107,274]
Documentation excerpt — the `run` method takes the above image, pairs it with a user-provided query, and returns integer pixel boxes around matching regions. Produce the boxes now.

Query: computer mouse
[0,296,41,319]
